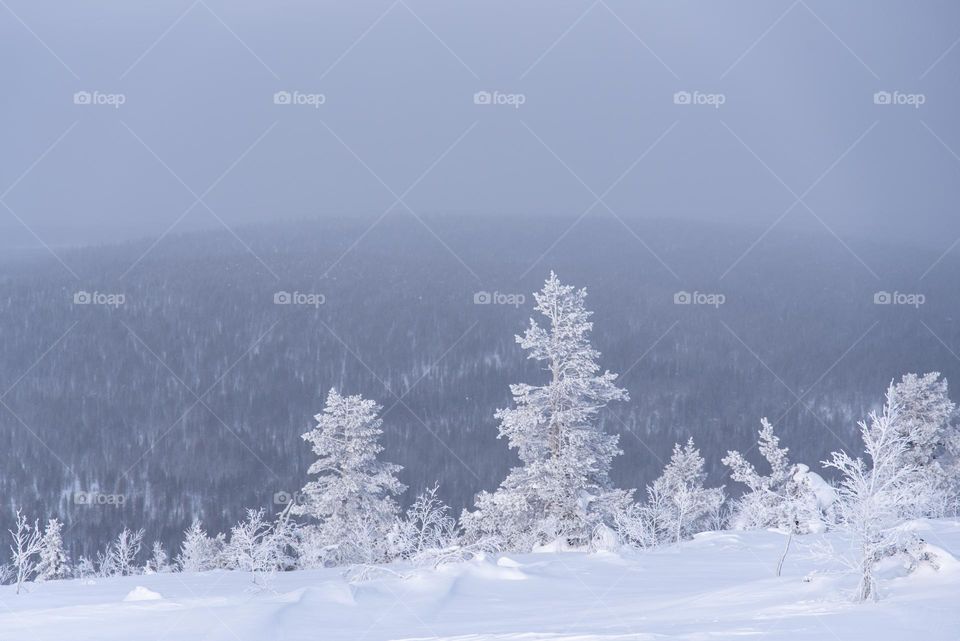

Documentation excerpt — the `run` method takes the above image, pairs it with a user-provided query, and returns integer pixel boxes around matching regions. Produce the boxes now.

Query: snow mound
[123,586,163,602]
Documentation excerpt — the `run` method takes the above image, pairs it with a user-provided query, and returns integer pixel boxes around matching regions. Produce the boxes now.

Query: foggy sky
[2,1,959,252]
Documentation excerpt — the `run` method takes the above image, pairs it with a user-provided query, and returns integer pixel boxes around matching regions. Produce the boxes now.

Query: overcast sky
[2,1,959,252]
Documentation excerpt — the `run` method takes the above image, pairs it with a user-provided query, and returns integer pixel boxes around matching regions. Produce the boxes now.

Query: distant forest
[1,214,957,559]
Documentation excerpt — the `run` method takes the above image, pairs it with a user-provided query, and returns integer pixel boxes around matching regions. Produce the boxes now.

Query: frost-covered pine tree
[646,439,724,544]
[462,273,632,550]
[888,372,955,466]
[291,389,405,565]
[36,518,69,581]
[822,404,920,602]
[886,372,957,515]
[723,419,823,532]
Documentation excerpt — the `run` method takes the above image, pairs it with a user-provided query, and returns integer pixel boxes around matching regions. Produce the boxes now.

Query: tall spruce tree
[462,273,632,549]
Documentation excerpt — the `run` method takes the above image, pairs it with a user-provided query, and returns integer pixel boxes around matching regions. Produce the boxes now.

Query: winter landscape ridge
[5,1,960,638]
[1,266,959,640]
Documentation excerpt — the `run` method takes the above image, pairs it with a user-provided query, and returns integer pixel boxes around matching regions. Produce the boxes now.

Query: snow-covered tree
[822,404,921,602]
[223,508,295,583]
[887,372,955,466]
[645,439,724,544]
[290,525,327,570]
[74,556,96,580]
[35,518,69,581]
[391,484,458,561]
[462,273,632,550]
[886,372,957,515]
[98,528,144,577]
[292,389,405,565]
[612,501,657,549]
[146,541,171,574]
[177,520,223,572]
[95,548,114,577]
[723,419,824,532]
[8,510,42,594]
[947,428,960,514]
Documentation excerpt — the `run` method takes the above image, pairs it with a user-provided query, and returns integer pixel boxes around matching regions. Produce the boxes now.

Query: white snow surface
[2,520,959,640]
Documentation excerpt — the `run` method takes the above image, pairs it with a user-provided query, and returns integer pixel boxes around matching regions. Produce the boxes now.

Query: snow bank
[123,586,163,602]
[496,556,522,568]
[2,519,959,641]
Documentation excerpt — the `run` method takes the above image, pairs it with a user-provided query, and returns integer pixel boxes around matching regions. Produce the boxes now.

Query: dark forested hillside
[1,214,957,558]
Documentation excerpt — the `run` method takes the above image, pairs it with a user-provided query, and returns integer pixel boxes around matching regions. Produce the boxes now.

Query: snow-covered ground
[2,520,959,641]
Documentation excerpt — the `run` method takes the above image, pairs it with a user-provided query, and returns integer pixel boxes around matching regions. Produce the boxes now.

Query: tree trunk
[776,529,794,577]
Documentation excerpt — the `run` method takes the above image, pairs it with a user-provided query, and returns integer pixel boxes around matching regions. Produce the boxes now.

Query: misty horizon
[4,1,960,258]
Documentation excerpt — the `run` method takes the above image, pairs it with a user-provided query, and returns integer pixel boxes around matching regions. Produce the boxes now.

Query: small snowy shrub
[223,509,295,584]
[97,528,144,577]
[391,484,458,562]
[645,439,725,544]
[145,541,171,574]
[823,405,921,602]
[177,520,224,572]
[723,418,826,533]
[8,510,43,593]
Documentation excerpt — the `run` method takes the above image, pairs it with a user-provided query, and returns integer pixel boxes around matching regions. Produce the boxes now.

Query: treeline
[1,215,958,558]
[4,274,957,605]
